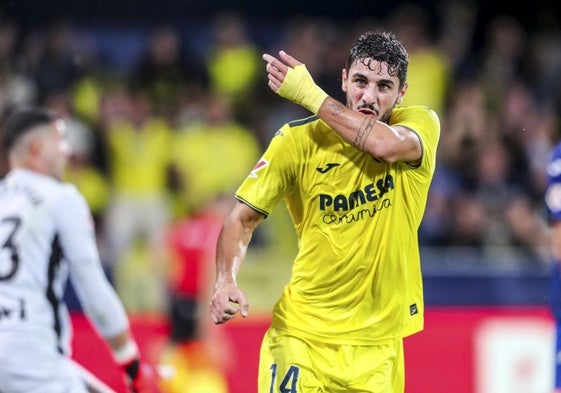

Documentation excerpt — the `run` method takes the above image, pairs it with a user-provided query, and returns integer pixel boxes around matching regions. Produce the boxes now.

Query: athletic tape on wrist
[278,64,328,114]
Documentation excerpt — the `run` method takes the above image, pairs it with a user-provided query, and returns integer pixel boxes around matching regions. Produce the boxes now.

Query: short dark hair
[345,31,409,88]
[1,107,59,151]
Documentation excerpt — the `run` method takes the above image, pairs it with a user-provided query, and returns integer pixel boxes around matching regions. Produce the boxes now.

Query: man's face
[341,58,408,123]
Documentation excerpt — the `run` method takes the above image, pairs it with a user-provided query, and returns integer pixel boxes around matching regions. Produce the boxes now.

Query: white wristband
[112,339,139,364]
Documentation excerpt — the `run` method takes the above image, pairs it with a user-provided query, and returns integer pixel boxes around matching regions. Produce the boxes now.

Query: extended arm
[210,201,265,324]
[263,51,421,164]
[56,188,157,392]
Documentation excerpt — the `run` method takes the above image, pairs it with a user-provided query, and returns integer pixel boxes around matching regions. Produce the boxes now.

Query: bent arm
[318,97,421,164]
[210,201,265,324]
[263,50,422,164]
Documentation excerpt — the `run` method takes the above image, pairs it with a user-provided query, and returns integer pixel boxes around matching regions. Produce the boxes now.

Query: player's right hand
[209,282,249,324]
[263,50,328,114]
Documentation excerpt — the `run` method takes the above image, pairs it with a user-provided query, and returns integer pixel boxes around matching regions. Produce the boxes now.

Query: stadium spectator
[129,25,204,121]
[32,21,82,104]
[102,86,173,312]
[170,91,261,217]
[387,3,452,115]
[205,12,261,123]
[159,195,234,393]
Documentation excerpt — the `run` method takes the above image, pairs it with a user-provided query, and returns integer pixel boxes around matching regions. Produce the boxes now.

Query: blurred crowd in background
[0,1,560,311]
[2,1,561,391]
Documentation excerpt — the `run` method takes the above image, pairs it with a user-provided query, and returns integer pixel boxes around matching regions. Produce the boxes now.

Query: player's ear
[396,82,408,105]
[341,68,348,93]
[28,134,44,156]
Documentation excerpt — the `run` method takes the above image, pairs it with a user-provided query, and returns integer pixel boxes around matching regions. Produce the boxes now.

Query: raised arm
[263,51,421,164]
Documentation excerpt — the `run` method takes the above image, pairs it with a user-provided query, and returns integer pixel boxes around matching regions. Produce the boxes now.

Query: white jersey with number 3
[0,168,128,392]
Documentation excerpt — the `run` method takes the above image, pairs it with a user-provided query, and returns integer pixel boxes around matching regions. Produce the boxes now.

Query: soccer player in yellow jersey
[210,31,440,392]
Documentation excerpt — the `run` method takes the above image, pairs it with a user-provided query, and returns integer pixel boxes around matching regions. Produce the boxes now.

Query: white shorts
[0,333,88,393]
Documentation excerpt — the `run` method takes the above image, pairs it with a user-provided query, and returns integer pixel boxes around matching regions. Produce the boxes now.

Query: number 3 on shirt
[269,364,300,393]
[0,216,21,280]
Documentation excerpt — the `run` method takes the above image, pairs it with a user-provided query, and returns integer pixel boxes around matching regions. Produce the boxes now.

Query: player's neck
[10,159,52,179]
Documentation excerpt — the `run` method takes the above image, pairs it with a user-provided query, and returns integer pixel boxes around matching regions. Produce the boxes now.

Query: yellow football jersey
[106,117,172,196]
[236,106,440,345]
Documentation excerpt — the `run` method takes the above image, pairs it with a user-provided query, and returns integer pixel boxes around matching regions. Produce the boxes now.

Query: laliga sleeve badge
[249,158,269,179]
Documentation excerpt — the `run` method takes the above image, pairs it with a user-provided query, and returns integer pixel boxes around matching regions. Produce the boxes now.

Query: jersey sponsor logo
[316,163,340,174]
[409,303,418,315]
[249,158,269,179]
[319,174,394,211]
[319,174,395,225]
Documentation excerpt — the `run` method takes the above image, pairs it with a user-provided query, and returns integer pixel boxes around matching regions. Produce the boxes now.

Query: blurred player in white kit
[0,106,158,392]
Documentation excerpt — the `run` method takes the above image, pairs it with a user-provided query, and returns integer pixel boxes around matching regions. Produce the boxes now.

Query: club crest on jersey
[249,158,269,178]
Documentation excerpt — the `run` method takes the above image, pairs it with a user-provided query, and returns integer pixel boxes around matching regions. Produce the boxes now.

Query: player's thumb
[237,295,249,318]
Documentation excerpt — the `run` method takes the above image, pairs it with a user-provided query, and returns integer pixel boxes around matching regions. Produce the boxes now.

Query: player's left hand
[209,281,249,324]
[262,51,328,114]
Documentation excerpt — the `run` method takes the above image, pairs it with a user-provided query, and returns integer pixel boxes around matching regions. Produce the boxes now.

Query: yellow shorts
[258,327,404,393]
